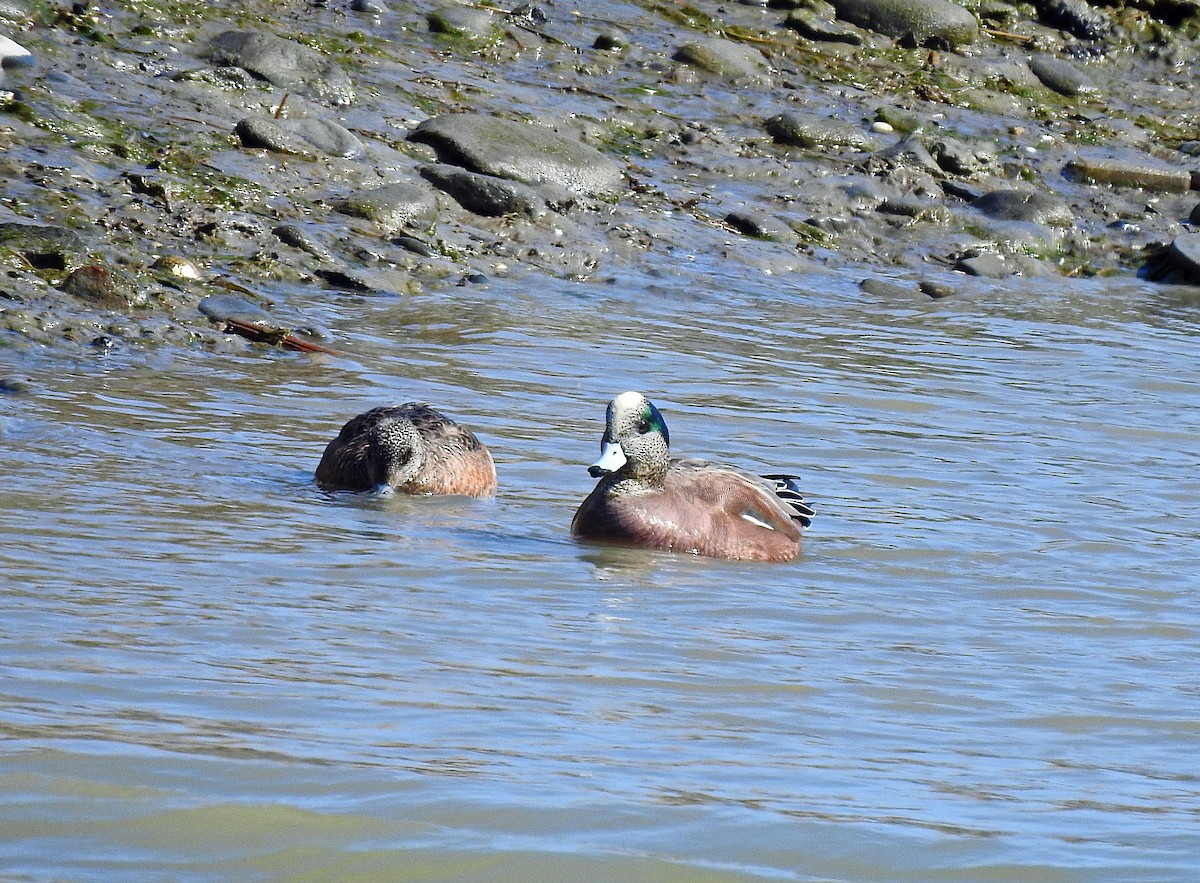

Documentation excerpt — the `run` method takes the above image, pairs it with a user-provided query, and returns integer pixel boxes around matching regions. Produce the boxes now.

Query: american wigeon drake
[316,403,497,497]
[571,392,814,562]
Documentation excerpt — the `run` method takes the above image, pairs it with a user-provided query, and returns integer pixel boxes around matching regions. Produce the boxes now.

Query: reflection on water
[2,267,1199,880]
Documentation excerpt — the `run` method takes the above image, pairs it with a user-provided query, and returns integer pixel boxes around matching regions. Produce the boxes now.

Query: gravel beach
[1,0,1198,351]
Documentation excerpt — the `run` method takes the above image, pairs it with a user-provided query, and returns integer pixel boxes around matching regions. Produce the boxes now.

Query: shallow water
[3,264,1200,881]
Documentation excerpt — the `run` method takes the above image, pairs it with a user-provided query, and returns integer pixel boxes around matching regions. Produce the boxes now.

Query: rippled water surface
[3,265,1199,880]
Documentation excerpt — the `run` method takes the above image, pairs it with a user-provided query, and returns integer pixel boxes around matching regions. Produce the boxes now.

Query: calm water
[2,263,1199,881]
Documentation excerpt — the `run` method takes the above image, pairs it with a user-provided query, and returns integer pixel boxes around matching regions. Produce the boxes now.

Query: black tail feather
[761,473,815,529]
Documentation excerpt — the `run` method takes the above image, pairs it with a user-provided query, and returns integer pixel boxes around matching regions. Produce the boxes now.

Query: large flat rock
[207,30,355,106]
[409,114,624,199]
[830,0,978,46]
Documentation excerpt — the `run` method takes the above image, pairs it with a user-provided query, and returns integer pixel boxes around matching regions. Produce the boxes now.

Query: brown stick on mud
[219,318,342,355]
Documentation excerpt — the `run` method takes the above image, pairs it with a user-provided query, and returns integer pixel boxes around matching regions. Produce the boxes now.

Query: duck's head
[371,415,427,489]
[588,391,670,481]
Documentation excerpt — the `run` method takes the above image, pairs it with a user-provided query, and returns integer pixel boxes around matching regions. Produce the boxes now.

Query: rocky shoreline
[1,0,1198,352]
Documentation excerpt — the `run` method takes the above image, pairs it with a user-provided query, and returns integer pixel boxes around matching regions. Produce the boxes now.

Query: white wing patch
[740,511,776,530]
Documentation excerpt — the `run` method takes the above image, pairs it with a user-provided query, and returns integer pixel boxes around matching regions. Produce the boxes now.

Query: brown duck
[571,392,813,561]
[316,403,497,497]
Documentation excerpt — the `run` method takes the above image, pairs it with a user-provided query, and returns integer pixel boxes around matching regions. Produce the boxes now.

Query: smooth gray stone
[1029,54,1096,96]
[919,279,957,299]
[199,294,278,331]
[860,277,919,298]
[1034,0,1113,41]
[0,223,87,270]
[58,265,136,308]
[1143,233,1200,284]
[593,31,628,51]
[314,267,375,292]
[235,116,364,158]
[409,113,624,199]
[765,111,876,150]
[972,189,1073,227]
[1064,156,1191,193]
[273,224,338,263]
[0,34,32,68]
[725,210,795,241]
[1166,234,1200,280]
[419,163,547,218]
[930,136,994,176]
[874,132,942,173]
[784,9,867,44]
[334,183,439,234]
[427,6,497,39]
[956,252,1051,277]
[829,0,978,45]
[207,30,355,106]
[673,38,768,82]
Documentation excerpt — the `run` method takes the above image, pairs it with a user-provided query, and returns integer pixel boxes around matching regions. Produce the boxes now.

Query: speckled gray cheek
[376,422,425,480]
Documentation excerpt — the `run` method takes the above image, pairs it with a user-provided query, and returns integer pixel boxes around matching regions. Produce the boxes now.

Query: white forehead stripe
[611,391,645,412]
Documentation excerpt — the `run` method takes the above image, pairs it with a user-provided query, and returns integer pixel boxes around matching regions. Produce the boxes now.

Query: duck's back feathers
[573,459,808,562]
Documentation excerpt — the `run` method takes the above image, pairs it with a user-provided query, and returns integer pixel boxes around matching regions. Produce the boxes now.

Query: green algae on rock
[0,223,89,271]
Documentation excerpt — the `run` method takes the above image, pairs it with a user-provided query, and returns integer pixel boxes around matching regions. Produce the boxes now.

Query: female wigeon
[316,403,497,497]
[571,392,813,562]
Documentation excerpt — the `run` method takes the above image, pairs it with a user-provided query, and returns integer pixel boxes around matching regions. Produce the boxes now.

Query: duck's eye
[636,419,651,434]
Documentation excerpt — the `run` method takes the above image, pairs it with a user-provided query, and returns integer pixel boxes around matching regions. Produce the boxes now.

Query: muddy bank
[1,0,1199,352]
